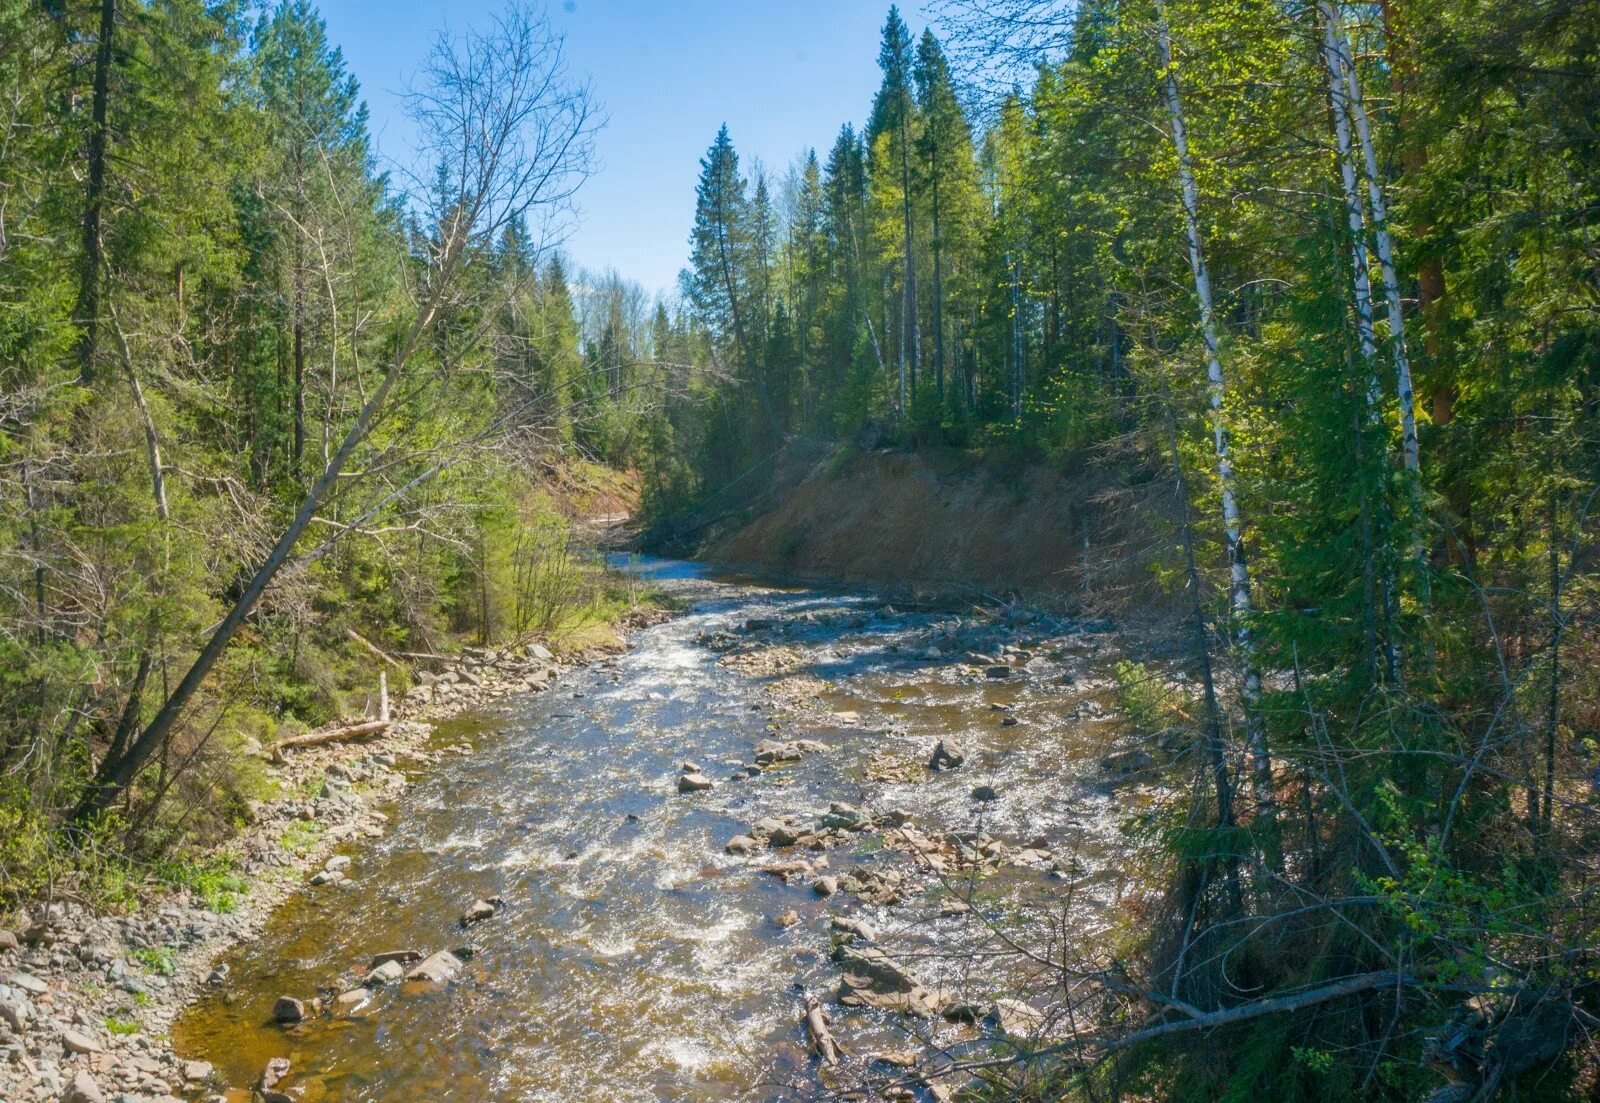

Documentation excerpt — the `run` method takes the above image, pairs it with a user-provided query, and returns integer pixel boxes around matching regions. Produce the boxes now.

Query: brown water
[174,559,1139,1101]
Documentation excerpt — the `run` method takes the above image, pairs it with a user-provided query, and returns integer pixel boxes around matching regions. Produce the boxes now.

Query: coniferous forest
[2,1,1598,1101]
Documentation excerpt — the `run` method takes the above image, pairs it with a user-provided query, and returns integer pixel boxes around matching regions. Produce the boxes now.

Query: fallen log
[274,719,390,752]
[805,995,842,1066]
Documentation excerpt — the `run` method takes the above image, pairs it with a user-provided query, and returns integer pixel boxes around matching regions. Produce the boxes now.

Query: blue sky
[314,0,921,298]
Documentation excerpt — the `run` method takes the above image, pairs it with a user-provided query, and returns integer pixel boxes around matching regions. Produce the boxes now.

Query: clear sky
[314,0,922,298]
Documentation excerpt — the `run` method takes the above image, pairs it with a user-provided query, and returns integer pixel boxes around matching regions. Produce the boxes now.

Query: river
[174,558,1146,1101]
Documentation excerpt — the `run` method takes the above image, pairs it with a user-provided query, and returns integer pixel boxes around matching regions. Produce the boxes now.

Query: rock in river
[677,771,714,793]
[928,738,966,771]
[405,949,463,985]
[723,834,761,856]
[272,995,305,1024]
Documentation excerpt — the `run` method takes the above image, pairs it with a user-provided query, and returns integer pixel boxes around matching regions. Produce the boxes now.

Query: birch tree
[1155,7,1274,823]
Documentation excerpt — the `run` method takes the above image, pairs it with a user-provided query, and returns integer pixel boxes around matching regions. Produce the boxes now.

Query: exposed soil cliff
[706,446,1145,607]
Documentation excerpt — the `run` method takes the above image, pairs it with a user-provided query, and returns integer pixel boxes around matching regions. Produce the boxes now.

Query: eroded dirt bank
[704,447,1142,606]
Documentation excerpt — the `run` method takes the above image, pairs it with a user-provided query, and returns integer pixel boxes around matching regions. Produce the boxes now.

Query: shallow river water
[174,558,1145,1101]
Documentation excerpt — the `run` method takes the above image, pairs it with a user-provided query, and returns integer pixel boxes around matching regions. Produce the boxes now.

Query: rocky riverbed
[0,620,650,1103]
[153,559,1174,1102]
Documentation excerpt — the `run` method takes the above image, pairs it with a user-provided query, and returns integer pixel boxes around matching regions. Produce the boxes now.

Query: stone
[528,643,554,661]
[984,665,1013,679]
[753,739,802,766]
[773,910,801,929]
[830,916,877,943]
[0,931,17,952]
[970,784,999,802]
[680,760,701,774]
[812,875,840,898]
[818,802,868,830]
[365,959,405,987]
[8,972,47,997]
[334,987,370,1008]
[0,990,29,1032]
[370,950,422,969]
[676,772,713,793]
[260,1056,291,1091]
[324,855,352,872]
[459,898,499,925]
[722,835,760,856]
[990,998,1045,1037]
[62,1029,101,1055]
[404,949,463,984]
[271,995,305,1024]
[62,1070,104,1103]
[928,738,966,771]
[182,1060,213,1083]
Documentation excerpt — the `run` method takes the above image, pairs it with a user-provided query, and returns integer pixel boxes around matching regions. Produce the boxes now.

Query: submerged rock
[460,897,504,925]
[271,995,305,1024]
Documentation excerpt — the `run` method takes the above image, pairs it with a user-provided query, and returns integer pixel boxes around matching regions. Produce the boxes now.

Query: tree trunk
[899,112,918,412]
[73,0,116,386]
[72,275,450,824]
[929,137,945,400]
[1157,11,1274,828]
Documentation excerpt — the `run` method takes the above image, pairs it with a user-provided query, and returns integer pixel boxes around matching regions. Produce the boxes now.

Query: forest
[1,0,1597,1101]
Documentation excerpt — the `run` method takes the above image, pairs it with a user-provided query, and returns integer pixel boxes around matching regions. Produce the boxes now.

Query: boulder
[984,665,1013,679]
[928,738,966,771]
[370,950,423,968]
[677,772,713,793]
[271,995,305,1024]
[334,987,371,1009]
[182,1060,214,1083]
[812,875,840,898]
[773,910,801,929]
[404,949,463,984]
[970,784,999,802]
[0,930,17,952]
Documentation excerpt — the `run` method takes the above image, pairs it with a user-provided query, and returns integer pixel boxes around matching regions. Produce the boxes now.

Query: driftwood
[347,629,403,670]
[804,995,842,1065]
[398,650,455,664]
[274,719,390,752]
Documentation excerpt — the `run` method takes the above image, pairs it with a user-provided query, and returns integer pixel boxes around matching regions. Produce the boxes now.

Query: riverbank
[0,606,668,1103]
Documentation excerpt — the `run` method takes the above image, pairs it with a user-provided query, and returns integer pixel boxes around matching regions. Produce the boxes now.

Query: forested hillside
[0,2,677,883]
[650,1,1600,1098]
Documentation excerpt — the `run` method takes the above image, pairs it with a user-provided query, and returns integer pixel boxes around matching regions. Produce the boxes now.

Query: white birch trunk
[1156,10,1273,821]
[1320,8,1382,414]
[1323,3,1420,477]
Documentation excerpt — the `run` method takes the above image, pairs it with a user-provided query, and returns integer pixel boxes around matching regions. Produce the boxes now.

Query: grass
[150,853,249,913]
[105,1015,140,1036]
[279,819,325,857]
[131,946,178,976]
